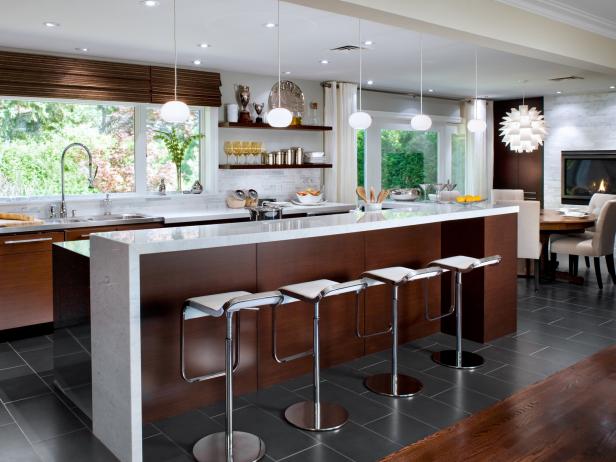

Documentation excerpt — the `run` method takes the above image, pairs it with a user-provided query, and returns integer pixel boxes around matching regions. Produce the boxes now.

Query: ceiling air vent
[549,75,584,81]
[330,45,362,51]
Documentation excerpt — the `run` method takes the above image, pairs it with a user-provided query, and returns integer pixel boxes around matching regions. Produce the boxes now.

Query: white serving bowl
[295,193,323,204]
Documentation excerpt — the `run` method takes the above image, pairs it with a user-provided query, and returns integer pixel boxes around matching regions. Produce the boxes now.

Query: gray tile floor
[0,275,614,462]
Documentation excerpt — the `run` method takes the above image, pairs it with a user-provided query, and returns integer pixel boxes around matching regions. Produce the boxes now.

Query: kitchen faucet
[60,143,98,218]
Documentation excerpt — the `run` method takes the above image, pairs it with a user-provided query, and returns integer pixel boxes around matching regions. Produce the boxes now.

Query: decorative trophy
[235,84,252,124]
[253,102,264,123]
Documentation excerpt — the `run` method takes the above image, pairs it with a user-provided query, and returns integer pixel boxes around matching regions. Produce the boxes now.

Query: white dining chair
[491,189,524,204]
[581,193,616,268]
[550,200,616,289]
[496,199,541,290]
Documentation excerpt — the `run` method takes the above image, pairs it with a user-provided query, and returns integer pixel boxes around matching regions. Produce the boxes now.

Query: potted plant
[154,128,203,192]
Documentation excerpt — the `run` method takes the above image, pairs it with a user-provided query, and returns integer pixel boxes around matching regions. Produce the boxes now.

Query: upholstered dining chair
[491,189,524,203]
[496,199,541,290]
[582,193,616,268]
[550,200,616,289]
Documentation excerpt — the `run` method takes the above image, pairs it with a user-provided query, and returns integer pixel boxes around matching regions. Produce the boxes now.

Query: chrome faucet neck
[60,143,97,218]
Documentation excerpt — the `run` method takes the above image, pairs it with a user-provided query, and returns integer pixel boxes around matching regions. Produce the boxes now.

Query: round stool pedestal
[431,350,484,370]
[193,431,266,462]
[364,373,423,397]
[284,401,348,432]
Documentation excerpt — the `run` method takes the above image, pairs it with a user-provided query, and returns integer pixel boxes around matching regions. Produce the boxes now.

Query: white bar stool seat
[361,266,443,397]
[274,278,366,432]
[182,290,284,462]
[428,255,501,369]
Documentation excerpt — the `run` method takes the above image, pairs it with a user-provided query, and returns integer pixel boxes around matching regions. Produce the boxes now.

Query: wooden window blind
[0,51,221,107]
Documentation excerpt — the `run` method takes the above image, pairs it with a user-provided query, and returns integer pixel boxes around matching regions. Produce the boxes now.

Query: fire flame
[598,179,607,193]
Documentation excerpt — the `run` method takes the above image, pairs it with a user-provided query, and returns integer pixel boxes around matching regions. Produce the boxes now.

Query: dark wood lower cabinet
[0,232,64,330]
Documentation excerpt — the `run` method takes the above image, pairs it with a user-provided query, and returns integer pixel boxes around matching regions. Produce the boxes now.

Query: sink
[45,218,88,224]
[86,213,150,221]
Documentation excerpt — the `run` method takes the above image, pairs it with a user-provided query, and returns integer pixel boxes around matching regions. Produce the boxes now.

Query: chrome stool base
[193,431,266,462]
[284,401,349,432]
[431,350,484,370]
[364,373,423,397]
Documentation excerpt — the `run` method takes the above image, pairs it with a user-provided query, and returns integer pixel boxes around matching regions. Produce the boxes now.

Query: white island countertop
[92,202,519,255]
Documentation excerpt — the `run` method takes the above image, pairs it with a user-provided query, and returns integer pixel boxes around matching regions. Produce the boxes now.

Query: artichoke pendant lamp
[467,49,487,133]
[411,36,432,131]
[348,19,372,130]
[268,0,292,128]
[499,84,547,153]
[161,0,190,124]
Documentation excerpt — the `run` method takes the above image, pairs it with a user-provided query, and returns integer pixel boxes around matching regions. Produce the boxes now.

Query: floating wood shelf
[218,122,332,131]
[219,164,332,170]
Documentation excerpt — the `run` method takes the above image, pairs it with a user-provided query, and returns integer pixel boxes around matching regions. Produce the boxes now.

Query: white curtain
[464,99,494,198]
[324,81,358,204]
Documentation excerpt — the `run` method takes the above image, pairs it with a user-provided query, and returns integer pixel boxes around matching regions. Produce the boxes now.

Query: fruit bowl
[296,188,323,204]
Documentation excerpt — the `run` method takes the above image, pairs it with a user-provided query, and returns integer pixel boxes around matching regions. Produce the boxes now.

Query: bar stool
[360,266,443,397]
[427,255,501,369]
[273,279,366,431]
[182,290,284,462]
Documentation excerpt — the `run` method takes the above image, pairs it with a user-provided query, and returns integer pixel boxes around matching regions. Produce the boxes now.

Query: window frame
[0,95,214,200]
[361,111,463,191]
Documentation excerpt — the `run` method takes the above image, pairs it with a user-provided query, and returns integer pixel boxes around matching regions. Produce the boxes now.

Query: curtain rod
[321,81,491,103]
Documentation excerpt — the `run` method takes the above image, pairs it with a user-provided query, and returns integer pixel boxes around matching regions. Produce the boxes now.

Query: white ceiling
[0,0,615,99]
[499,0,616,39]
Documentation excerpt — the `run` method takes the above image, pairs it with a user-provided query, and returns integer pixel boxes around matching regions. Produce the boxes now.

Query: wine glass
[232,141,242,164]
[223,141,232,165]
[241,141,251,165]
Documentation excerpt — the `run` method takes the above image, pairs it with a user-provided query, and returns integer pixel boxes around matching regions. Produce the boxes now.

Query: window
[146,107,201,192]
[0,97,209,198]
[357,129,365,187]
[0,99,135,196]
[451,132,466,194]
[381,129,437,189]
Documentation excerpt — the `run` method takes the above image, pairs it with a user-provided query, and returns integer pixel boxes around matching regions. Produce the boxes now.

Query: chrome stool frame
[182,291,284,462]
[427,255,501,369]
[273,279,366,432]
[360,266,443,397]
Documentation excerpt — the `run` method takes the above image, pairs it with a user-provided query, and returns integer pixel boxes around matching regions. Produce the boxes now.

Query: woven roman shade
[0,51,221,107]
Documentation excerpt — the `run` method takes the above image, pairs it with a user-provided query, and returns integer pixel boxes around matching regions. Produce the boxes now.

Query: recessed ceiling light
[320,59,329,65]
[367,80,374,85]
[284,71,291,75]
[427,89,434,93]
[556,91,562,94]
[198,43,210,48]
[610,85,616,89]
[363,40,374,46]
[75,47,88,52]
[264,22,277,28]
[140,0,159,6]
[192,59,201,65]
[43,22,60,28]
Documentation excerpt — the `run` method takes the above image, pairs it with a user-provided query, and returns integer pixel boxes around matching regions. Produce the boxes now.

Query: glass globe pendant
[411,37,432,132]
[161,0,189,124]
[348,19,372,130]
[268,0,292,128]
[467,49,486,133]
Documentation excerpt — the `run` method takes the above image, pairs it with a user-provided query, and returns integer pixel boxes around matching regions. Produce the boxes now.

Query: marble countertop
[91,203,519,255]
[55,239,91,257]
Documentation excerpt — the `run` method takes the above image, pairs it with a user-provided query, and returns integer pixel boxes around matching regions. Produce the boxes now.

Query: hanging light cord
[419,36,423,115]
[277,0,281,108]
[474,48,478,119]
[358,19,362,111]
[172,0,178,101]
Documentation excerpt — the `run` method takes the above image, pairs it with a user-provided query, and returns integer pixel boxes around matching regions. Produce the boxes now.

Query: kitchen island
[80,203,517,462]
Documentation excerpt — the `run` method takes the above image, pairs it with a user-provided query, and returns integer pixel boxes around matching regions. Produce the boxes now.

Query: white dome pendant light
[411,36,432,131]
[348,19,372,130]
[160,0,190,124]
[499,82,547,153]
[268,0,292,128]
[467,49,487,133]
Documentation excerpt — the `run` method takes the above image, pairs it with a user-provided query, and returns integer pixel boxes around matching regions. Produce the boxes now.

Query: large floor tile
[279,444,350,462]
[142,434,192,462]
[154,410,222,454]
[0,343,25,370]
[244,384,305,416]
[0,365,50,403]
[432,386,498,414]
[199,395,250,418]
[6,394,84,443]
[423,365,521,400]
[361,362,452,397]
[10,336,52,353]
[0,423,41,462]
[33,429,117,462]
[0,402,14,426]
[365,412,436,446]
[486,365,546,388]
[477,345,563,377]
[20,347,53,375]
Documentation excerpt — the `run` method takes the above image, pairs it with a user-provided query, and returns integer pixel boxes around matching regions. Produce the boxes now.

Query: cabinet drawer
[65,226,117,241]
[0,232,64,256]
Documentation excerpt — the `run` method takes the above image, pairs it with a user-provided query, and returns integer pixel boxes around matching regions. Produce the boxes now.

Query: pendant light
[499,82,547,153]
[411,36,432,131]
[268,0,292,128]
[160,0,190,124]
[348,19,372,130]
[467,49,487,133]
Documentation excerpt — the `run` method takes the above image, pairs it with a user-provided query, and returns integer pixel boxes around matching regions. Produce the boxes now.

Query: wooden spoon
[377,189,388,203]
[356,186,368,202]
[370,186,375,203]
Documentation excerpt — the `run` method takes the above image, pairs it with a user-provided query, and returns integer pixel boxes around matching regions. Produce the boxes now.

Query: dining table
[539,209,596,284]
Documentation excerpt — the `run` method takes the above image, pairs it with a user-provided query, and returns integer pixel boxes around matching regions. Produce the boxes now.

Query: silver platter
[268,80,305,114]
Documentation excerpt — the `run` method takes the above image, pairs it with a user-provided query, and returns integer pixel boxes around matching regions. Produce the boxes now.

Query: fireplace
[562,150,616,204]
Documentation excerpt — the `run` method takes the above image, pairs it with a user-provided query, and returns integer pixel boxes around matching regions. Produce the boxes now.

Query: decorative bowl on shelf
[295,190,323,204]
